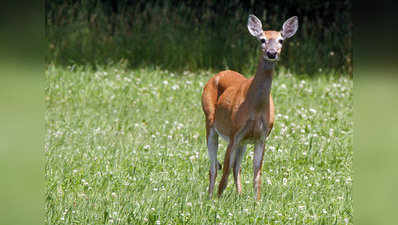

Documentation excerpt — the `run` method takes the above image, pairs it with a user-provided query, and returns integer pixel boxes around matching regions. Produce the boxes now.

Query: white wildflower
[171,84,179,90]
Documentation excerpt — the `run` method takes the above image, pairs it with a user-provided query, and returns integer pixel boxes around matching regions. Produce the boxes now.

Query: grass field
[45,64,352,224]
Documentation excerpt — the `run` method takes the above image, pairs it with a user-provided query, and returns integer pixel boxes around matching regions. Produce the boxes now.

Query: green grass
[45,64,352,224]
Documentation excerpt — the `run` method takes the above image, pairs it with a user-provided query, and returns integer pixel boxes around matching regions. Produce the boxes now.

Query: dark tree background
[46,0,352,75]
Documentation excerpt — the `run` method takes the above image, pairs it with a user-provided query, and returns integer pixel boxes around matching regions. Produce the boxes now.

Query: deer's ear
[281,16,298,39]
[247,14,263,38]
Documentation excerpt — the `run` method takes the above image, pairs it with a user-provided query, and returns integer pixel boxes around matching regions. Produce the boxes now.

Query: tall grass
[45,0,352,76]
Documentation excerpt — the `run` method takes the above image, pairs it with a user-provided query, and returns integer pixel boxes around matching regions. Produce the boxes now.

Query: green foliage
[46,0,352,75]
[46,63,353,224]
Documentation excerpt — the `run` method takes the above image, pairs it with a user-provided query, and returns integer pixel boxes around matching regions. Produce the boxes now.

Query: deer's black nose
[267,51,277,59]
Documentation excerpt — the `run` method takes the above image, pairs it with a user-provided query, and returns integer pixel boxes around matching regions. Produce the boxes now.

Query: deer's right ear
[247,15,263,38]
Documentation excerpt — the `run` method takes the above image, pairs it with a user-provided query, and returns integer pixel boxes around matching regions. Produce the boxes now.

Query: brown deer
[201,15,298,200]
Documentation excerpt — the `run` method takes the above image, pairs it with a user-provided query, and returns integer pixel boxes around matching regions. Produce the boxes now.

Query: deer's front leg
[253,141,265,200]
[218,138,239,197]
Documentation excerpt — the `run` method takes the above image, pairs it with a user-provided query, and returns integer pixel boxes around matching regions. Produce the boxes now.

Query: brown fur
[201,31,280,200]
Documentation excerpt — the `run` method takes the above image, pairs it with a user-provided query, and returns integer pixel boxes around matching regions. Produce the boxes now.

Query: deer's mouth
[263,55,279,62]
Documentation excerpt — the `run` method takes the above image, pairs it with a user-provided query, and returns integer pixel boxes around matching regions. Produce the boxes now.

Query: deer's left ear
[281,16,298,39]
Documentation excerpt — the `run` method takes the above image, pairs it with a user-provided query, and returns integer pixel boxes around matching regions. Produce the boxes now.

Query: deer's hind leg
[233,144,247,194]
[206,124,221,198]
[218,136,242,197]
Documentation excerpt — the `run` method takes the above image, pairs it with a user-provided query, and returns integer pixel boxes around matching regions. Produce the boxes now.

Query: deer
[201,14,298,200]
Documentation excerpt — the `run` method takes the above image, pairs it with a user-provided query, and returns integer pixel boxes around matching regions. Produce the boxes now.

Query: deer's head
[247,15,298,62]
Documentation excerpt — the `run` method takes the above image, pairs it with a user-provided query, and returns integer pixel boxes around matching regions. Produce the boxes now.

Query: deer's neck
[247,58,274,112]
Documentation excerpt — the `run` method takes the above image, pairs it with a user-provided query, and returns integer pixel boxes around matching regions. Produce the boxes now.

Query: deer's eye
[279,39,283,44]
[260,38,266,43]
